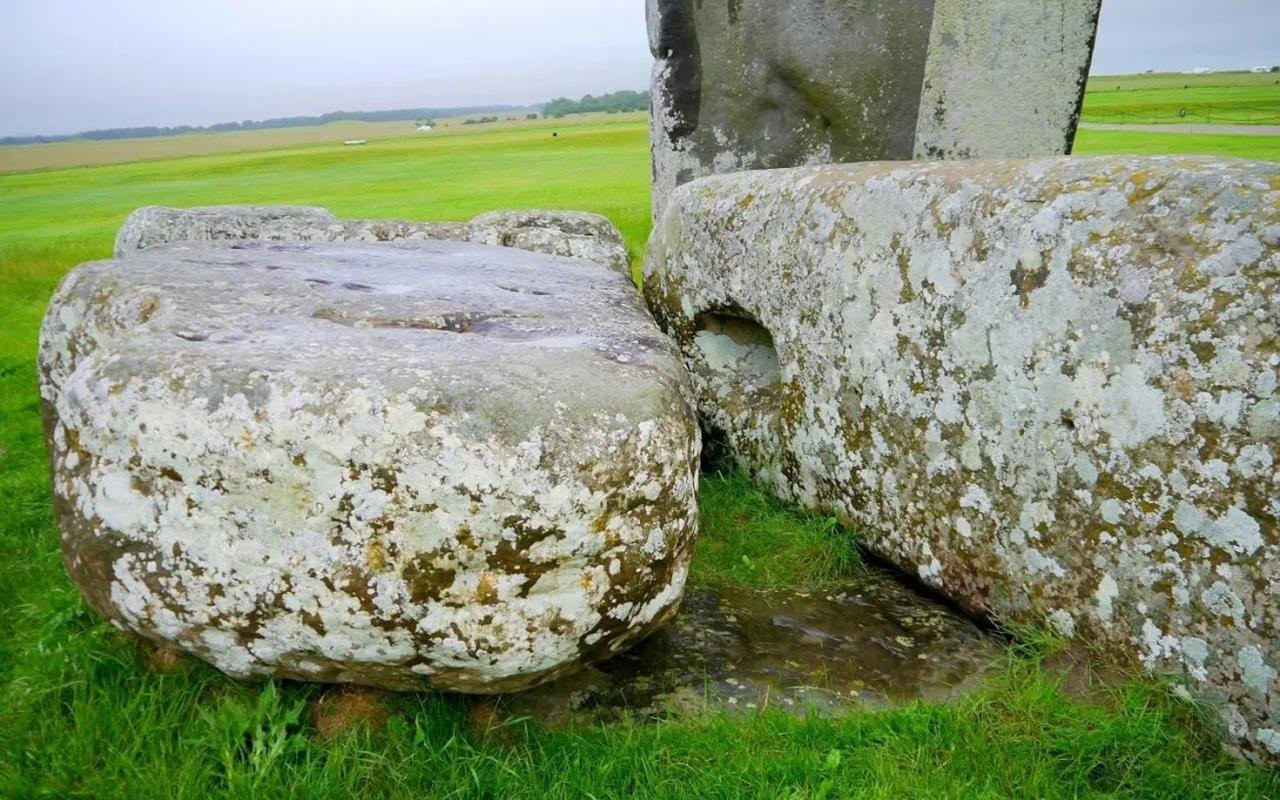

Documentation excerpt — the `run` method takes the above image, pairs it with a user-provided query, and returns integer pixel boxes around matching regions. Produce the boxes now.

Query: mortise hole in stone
[692,308,782,399]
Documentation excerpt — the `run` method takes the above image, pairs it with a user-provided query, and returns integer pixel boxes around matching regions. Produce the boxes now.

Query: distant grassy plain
[3,91,1280,797]
[1082,71,1280,125]
[4,71,1278,175]
[0,112,636,174]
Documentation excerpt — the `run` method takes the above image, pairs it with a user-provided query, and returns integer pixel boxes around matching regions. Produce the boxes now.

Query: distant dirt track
[1079,122,1280,137]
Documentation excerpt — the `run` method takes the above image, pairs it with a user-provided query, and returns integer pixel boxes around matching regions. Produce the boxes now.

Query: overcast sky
[1,0,1277,138]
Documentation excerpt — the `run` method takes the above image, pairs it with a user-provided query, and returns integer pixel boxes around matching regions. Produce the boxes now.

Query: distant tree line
[1,106,520,146]
[542,91,649,119]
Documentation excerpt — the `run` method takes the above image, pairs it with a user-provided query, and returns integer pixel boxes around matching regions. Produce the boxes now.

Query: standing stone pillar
[647,0,1103,219]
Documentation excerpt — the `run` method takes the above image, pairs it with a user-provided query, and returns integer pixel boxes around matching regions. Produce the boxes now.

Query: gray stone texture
[504,569,1003,725]
[644,156,1280,760]
[114,205,632,276]
[40,240,699,692]
[647,0,1102,218]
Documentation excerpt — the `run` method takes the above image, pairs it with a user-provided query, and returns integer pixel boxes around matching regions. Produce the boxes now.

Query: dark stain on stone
[1010,260,1050,307]
[369,466,399,494]
[401,555,457,605]
[1191,340,1217,363]
[654,0,702,142]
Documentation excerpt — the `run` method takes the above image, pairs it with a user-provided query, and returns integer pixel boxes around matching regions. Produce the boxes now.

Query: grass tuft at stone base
[694,469,862,590]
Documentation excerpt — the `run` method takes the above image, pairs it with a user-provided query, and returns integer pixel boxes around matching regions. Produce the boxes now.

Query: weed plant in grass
[3,113,1280,797]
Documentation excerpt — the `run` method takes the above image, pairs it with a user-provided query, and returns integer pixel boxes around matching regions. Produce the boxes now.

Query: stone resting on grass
[39,239,699,692]
[114,205,633,276]
[645,156,1280,759]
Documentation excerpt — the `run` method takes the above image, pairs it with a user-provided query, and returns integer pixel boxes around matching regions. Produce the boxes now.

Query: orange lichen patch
[366,539,388,572]
[310,687,392,741]
[475,573,499,605]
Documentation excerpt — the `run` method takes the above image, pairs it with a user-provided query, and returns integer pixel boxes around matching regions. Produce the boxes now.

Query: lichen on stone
[40,239,700,693]
[644,155,1280,760]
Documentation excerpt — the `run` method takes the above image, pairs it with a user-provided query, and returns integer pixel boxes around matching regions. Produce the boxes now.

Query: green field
[0,112,636,174]
[1074,127,1280,160]
[1082,71,1280,125]
[4,113,1280,797]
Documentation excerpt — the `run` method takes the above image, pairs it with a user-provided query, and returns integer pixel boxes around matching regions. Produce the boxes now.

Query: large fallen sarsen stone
[648,0,1103,218]
[114,205,633,276]
[645,156,1280,759]
[40,240,699,692]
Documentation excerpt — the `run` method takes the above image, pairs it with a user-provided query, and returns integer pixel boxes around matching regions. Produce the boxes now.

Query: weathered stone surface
[112,205,464,255]
[645,156,1280,759]
[466,210,632,276]
[114,205,631,275]
[498,568,1003,726]
[647,0,1102,218]
[912,1,1102,161]
[40,239,699,692]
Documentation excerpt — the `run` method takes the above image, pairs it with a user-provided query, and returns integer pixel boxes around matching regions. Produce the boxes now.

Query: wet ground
[497,568,1007,725]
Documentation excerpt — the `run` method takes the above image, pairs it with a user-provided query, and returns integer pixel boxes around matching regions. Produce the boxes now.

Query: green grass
[1075,128,1280,161]
[3,114,1279,797]
[693,471,861,590]
[1082,71,1280,125]
[3,631,1275,799]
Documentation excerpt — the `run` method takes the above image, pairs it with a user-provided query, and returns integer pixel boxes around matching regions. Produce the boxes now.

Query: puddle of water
[496,567,1006,725]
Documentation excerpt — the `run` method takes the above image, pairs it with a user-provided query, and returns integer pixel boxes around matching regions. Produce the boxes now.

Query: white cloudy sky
[1,0,1277,137]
